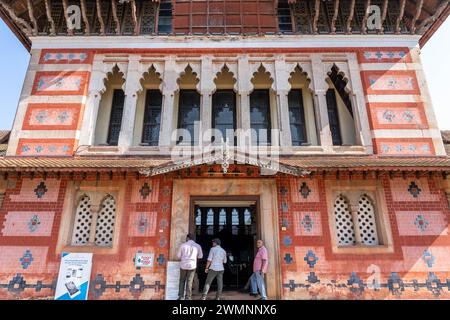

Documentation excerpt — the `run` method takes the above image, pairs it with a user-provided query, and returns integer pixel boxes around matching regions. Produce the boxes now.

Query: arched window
[326,65,356,146]
[71,195,93,245]
[212,90,236,145]
[94,195,117,247]
[334,195,356,246]
[142,90,163,146]
[357,195,379,245]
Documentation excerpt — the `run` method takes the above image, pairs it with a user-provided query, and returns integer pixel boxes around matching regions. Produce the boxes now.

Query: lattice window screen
[357,194,379,245]
[71,195,93,245]
[94,194,116,247]
[334,195,356,246]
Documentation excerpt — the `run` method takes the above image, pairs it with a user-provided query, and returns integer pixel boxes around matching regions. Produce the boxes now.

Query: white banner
[54,252,93,300]
[165,261,180,300]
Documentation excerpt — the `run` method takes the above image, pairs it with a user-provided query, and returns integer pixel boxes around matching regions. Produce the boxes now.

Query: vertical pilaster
[237,55,251,150]
[311,55,333,151]
[200,56,214,146]
[159,56,178,149]
[118,55,141,152]
[274,57,292,147]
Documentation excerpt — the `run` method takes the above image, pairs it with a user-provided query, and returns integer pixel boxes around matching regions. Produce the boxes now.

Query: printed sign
[135,252,154,268]
[54,252,93,300]
[165,261,181,300]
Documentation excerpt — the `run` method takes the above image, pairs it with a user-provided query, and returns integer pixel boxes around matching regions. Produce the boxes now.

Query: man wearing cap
[177,233,203,300]
[201,238,227,300]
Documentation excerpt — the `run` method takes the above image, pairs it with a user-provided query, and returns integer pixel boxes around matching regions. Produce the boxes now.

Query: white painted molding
[30,35,421,50]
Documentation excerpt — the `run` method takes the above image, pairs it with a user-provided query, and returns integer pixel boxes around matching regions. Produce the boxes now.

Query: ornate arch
[249,63,275,92]
[213,63,238,92]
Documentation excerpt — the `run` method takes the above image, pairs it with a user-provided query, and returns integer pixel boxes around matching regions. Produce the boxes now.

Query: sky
[0,17,449,131]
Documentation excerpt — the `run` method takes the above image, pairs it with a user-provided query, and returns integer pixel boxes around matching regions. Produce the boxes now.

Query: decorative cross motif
[27,215,41,232]
[408,181,422,198]
[20,250,33,269]
[284,280,301,292]
[91,274,107,298]
[137,215,148,233]
[301,215,313,232]
[281,217,289,229]
[34,182,48,199]
[347,272,364,295]
[422,249,435,268]
[159,237,167,248]
[299,182,311,199]
[283,236,292,247]
[307,272,319,284]
[281,202,289,212]
[279,186,288,196]
[304,250,319,268]
[426,272,442,296]
[415,214,429,231]
[139,182,152,200]
[129,274,145,294]
[284,253,293,264]
[387,272,405,296]
[157,254,165,266]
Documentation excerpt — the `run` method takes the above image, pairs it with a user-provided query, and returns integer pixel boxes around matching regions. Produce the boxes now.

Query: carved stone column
[159,57,178,150]
[237,55,251,150]
[274,57,292,148]
[200,56,214,146]
[118,55,141,152]
[311,55,333,151]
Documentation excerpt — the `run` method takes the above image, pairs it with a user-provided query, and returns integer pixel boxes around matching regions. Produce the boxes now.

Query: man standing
[250,239,268,300]
[201,238,227,300]
[177,234,203,300]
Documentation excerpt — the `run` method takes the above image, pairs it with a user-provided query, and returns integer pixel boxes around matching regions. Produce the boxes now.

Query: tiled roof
[0,144,7,157]
[0,155,448,173]
[0,131,9,144]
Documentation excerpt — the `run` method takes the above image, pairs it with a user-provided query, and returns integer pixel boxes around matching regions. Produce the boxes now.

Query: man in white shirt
[201,238,227,300]
[177,234,203,300]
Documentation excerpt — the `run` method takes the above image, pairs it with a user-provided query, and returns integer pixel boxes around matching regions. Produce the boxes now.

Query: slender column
[118,55,140,152]
[237,55,251,150]
[159,57,178,149]
[79,56,106,148]
[79,91,102,147]
[200,56,214,146]
[311,56,333,150]
[274,57,292,148]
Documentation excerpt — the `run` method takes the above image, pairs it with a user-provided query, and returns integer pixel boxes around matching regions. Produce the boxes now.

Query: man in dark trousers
[177,234,203,300]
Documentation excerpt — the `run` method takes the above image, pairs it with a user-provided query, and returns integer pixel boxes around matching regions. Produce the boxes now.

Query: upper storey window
[157,0,173,34]
[277,0,293,33]
[172,0,277,35]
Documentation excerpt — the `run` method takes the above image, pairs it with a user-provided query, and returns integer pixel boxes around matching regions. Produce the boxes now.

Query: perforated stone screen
[334,195,356,246]
[357,195,379,245]
[71,195,93,245]
[94,195,116,247]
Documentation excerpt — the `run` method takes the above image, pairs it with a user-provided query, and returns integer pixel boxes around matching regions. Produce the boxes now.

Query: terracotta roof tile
[0,155,448,173]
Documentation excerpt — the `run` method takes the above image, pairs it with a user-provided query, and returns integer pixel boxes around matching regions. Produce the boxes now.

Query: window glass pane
[244,209,252,226]
[142,90,162,146]
[278,0,293,32]
[206,208,214,225]
[288,89,307,146]
[212,90,236,145]
[195,208,201,226]
[177,90,201,145]
[326,89,342,145]
[158,0,173,34]
[107,90,125,146]
[250,89,271,145]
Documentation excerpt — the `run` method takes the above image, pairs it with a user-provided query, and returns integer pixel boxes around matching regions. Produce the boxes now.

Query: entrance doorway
[190,197,259,292]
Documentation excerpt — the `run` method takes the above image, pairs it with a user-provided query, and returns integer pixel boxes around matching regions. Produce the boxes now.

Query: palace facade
[0,0,449,299]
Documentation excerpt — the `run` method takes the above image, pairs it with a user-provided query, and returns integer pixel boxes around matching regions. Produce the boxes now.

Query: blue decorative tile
[159,237,167,248]
[387,272,404,296]
[422,249,435,268]
[347,272,364,295]
[279,186,288,196]
[281,202,289,212]
[307,272,319,284]
[408,181,421,198]
[129,274,145,294]
[20,250,33,269]
[415,214,429,231]
[283,236,292,247]
[139,182,152,199]
[301,214,313,232]
[157,254,165,266]
[284,253,293,264]
[299,182,311,199]
[304,250,319,268]
[27,215,41,232]
[34,182,48,199]
[281,217,289,229]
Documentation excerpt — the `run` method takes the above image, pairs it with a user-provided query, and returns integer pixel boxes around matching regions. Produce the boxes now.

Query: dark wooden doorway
[189,197,259,291]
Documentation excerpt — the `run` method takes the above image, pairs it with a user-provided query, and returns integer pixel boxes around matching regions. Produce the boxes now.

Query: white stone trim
[371,129,443,139]
[30,35,421,50]
[366,95,421,103]
[359,63,422,71]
